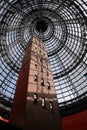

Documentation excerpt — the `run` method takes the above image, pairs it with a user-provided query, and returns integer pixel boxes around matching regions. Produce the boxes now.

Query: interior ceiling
[0,0,87,114]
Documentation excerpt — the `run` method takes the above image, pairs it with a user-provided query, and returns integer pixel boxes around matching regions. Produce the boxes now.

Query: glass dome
[0,0,87,115]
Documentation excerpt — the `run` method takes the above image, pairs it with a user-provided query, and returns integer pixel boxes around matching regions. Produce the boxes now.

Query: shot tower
[10,36,62,130]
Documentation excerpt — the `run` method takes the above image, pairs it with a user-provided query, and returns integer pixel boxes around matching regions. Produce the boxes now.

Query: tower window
[35,47,37,50]
[47,82,50,90]
[49,101,54,112]
[39,44,41,47]
[40,58,43,64]
[33,93,38,104]
[41,67,43,72]
[41,78,44,86]
[34,74,38,82]
[42,97,46,108]
[35,64,37,69]
[47,71,49,76]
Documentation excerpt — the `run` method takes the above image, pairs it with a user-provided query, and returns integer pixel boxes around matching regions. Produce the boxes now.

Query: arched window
[35,64,37,69]
[34,74,38,82]
[40,58,43,64]
[41,78,44,86]
[33,93,38,104]
[47,82,50,90]
[47,71,49,76]
[42,97,46,108]
[41,67,43,72]
[49,101,54,112]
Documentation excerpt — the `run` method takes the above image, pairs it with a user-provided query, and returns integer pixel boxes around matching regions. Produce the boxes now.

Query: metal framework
[0,0,87,115]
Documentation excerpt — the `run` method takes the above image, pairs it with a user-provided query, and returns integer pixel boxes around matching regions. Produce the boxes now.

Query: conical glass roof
[0,0,87,115]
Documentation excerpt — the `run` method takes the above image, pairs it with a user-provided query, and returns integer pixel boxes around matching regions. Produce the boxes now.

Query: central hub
[36,20,48,33]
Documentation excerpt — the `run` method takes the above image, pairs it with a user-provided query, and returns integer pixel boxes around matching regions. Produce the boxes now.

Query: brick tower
[10,36,62,130]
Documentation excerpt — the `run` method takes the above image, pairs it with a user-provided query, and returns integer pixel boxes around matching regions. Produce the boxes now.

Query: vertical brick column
[24,37,62,130]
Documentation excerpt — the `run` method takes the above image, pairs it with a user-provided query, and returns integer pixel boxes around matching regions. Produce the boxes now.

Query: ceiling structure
[0,0,87,116]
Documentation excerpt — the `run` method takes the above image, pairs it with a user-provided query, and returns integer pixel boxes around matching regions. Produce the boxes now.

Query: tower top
[27,36,45,50]
[31,35,45,45]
